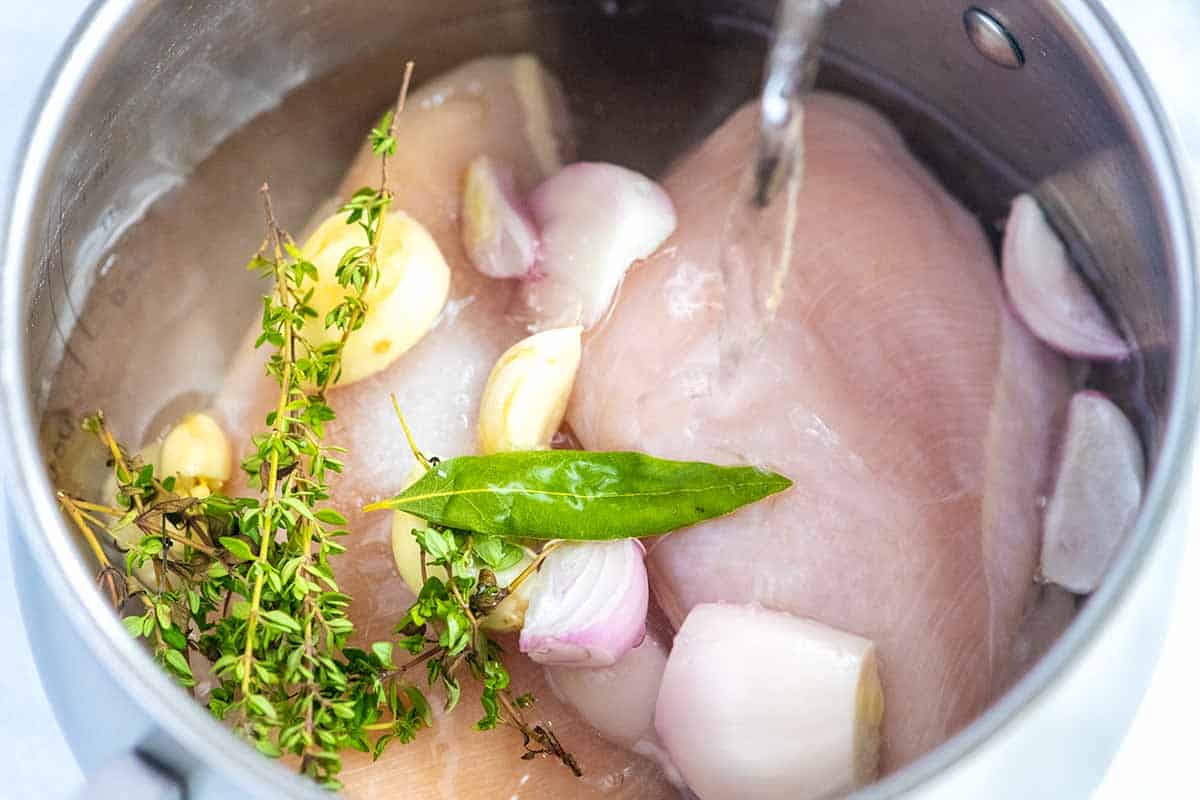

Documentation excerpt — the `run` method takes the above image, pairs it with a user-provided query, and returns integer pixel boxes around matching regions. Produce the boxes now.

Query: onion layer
[1041,390,1145,593]
[519,539,649,667]
[1001,194,1130,360]
[521,162,676,329]
[655,603,882,800]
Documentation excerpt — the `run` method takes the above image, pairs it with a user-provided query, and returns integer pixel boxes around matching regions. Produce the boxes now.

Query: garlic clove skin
[159,412,232,492]
[462,156,540,280]
[655,603,883,800]
[300,209,451,387]
[478,569,535,635]
[478,326,582,455]
[519,539,649,668]
[521,162,676,330]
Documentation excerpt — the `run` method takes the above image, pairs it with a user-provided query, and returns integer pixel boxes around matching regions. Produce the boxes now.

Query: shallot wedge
[461,156,540,280]
[521,163,676,329]
[520,539,650,667]
[655,603,883,800]
[545,621,681,784]
[1041,391,1145,593]
[1002,193,1131,361]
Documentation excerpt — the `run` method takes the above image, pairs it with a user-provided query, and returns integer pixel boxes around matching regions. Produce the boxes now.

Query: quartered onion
[1001,193,1130,361]
[519,539,649,668]
[521,162,676,329]
[1041,390,1145,594]
[655,603,882,800]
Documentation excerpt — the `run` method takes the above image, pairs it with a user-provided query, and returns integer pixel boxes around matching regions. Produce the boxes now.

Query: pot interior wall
[11,0,1183,791]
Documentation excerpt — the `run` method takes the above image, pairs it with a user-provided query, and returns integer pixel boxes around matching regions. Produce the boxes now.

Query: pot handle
[71,751,183,800]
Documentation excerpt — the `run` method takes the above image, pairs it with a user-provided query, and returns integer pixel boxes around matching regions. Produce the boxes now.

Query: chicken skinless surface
[568,95,1070,772]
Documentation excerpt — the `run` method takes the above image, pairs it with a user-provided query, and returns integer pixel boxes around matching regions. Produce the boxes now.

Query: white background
[0,2,1196,798]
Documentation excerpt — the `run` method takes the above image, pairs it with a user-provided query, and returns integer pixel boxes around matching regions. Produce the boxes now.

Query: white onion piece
[1002,194,1130,360]
[519,539,649,667]
[522,162,676,329]
[461,155,540,280]
[655,603,883,800]
[545,626,683,785]
[1041,390,1145,593]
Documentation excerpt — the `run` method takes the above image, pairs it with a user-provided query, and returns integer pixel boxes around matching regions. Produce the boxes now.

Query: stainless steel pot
[2,1,1196,798]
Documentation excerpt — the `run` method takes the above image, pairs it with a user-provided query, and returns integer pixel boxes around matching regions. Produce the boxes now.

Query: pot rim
[1,1,1194,797]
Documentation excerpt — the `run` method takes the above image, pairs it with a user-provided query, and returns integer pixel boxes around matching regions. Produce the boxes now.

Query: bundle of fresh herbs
[54,61,791,790]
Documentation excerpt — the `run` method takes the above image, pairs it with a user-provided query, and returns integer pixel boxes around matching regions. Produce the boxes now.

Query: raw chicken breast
[337,633,678,800]
[567,95,1070,771]
[211,56,679,799]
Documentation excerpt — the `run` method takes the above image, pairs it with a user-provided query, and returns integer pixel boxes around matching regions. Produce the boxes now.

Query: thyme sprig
[59,411,242,688]
[57,68,433,790]
[55,59,580,787]
[396,521,582,776]
[388,403,580,775]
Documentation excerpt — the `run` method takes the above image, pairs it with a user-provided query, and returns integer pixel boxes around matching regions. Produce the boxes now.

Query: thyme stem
[57,492,112,570]
[241,183,296,696]
[506,541,563,595]
[315,61,414,399]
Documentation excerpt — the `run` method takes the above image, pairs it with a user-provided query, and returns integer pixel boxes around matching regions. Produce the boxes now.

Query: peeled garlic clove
[392,510,534,632]
[159,412,232,490]
[1041,390,1145,593]
[521,163,676,330]
[391,508,448,592]
[462,156,539,280]
[1002,194,1130,361]
[478,326,582,454]
[300,209,450,386]
[519,539,649,668]
[655,603,883,800]
[391,464,448,592]
[391,462,535,632]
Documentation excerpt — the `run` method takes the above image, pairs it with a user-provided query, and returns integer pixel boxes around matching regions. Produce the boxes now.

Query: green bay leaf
[367,450,791,540]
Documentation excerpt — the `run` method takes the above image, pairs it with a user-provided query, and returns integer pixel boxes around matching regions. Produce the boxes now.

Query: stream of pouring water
[717,0,837,380]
